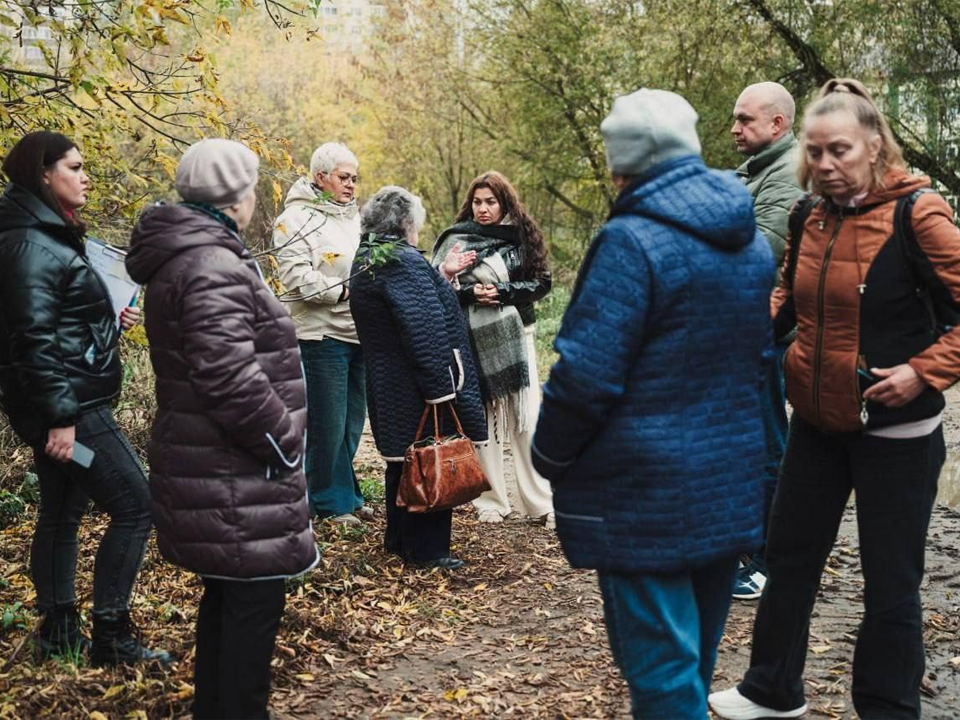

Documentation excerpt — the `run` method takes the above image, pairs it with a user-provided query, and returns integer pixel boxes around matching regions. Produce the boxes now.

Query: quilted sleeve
[381,253,458,404]
[0,238,79,428]
[178,249,302,467]
[532,225,650,481]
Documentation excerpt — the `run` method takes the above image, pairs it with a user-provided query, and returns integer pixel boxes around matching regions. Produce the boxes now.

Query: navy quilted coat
[532,156,774,574]
[126,203,319,580]
[349,237,487,460]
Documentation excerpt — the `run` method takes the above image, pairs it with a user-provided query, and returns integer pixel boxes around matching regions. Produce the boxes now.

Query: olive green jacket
[736,132,804,273]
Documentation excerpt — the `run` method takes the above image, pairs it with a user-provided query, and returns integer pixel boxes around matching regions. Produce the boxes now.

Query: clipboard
[84,238,140,327]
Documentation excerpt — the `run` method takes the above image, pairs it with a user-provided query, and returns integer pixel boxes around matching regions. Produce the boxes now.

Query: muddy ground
[2,393,960,718]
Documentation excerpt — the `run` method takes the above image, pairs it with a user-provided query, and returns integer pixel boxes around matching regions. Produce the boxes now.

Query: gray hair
[360,186,426,239]
[309,142,359,177]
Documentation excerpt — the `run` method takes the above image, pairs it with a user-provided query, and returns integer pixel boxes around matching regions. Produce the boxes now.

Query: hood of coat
[284,176,359,220]
[0,183,81,243]
[612,155,757,251]
[126,202,246,284]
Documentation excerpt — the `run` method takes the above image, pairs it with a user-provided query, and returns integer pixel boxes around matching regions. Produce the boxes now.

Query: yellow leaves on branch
[135,0,190,25]
[271,180,284,210]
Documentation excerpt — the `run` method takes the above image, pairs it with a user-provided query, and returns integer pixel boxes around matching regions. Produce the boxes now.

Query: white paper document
[85,238,140,326]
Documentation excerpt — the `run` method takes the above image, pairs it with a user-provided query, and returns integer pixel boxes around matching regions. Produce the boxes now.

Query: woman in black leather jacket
[432,171,555,527]
[0,132,166,666]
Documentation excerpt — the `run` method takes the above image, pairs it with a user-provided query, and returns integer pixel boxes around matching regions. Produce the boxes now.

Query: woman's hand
[441,243,477,280]
[119,306,140,331]
[473,284,500,306]
[46,426,76,462]
[863,364,928,408]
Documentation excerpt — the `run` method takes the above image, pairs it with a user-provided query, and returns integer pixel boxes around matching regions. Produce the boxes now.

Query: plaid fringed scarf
[432,224,532,431]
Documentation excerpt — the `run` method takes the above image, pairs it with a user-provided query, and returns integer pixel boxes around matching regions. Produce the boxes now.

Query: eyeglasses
[331,173,359,185]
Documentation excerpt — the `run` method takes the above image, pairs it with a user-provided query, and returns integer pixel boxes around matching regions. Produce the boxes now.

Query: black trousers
[384,461,452,563]
[192,577,286,720]
[739,417,943,719]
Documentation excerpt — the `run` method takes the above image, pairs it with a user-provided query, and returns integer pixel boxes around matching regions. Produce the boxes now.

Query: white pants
[473,327,554,518]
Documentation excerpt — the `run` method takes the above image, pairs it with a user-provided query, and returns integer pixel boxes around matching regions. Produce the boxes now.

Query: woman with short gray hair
[349,186,487,568]
[272,142,367,525]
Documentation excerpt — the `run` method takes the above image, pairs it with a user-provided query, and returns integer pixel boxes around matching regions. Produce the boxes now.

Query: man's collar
[736,131,797,178]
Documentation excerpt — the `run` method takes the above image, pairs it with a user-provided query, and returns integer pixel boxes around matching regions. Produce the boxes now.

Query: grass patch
[534,283,570,380]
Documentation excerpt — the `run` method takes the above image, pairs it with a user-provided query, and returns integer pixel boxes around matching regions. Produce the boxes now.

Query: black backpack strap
[784,194,820,289]
[895,188,954,334]
[894,188,934,285]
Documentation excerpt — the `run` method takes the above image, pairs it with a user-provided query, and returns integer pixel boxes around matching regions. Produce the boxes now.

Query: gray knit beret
[600,88,701,177]
[175,139,259,208]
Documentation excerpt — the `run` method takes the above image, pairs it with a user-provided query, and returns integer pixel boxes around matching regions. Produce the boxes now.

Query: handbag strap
[444,403,466,435]
[413,406,432,442]
[412,402,467,441]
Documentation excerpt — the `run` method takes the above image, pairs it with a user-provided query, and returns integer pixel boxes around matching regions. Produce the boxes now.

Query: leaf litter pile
[2,436,960,718]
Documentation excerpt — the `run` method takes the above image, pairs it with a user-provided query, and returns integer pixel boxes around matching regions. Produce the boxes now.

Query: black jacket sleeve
[0,238,79,428]
[494,270,552,307]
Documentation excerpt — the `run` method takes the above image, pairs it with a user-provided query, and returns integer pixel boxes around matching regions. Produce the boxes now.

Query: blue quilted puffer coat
[349,237,488,460]
[532,156,775,574]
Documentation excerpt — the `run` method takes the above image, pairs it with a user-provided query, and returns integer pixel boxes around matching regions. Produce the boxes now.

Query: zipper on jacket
[813,210,845,426]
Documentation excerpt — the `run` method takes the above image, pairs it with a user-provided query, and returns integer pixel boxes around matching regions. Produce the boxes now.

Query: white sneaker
[544,512,556,530]
[708,687,807,719]
[477,509,503,523]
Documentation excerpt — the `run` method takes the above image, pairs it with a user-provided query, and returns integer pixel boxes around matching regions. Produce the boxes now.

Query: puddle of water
[938,451,960,509]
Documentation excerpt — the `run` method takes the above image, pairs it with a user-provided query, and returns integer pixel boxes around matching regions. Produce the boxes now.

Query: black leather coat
[433,221,551,326]
[0,184,121,445]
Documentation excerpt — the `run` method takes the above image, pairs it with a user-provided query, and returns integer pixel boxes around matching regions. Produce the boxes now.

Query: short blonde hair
[798,78,905,194]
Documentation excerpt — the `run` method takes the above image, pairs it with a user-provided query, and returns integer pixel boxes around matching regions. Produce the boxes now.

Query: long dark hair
[2,131,85,231]
[454,171,548,278]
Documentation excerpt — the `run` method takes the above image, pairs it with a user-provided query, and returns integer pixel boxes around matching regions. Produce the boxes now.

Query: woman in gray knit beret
[127,139,318,719]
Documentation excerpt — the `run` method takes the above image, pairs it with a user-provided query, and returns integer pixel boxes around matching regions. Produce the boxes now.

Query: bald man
[732,82,804,269]
[730,82,805,601]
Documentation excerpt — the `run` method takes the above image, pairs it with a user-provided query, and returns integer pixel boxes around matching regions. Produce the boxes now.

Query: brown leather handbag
[398,403,490,513]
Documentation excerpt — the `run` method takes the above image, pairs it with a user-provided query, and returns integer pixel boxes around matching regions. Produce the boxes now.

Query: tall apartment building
[317,0,388,54]
[0,5,66,69]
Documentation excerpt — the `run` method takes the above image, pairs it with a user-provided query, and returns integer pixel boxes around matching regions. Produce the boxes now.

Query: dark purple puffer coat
[126,203,318,580]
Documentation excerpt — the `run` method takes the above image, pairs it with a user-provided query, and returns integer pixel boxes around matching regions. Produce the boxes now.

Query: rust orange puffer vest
[773,170,960,433]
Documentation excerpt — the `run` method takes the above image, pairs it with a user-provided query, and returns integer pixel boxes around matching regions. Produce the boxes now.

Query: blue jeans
[598,557,739,719]
[30,405,152,614]
[299,338,366,518]
[757,341,789,567]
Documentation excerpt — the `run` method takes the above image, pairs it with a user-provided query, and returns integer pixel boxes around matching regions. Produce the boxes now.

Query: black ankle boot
[90,609,172,667]
[36,603,90,661]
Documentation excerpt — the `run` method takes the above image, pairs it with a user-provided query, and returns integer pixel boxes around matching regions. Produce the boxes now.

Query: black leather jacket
[0,184,121,444]
[436,221,552,326]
